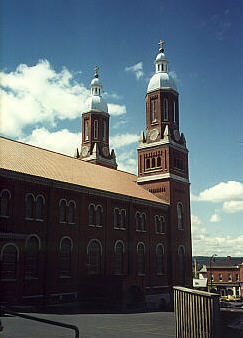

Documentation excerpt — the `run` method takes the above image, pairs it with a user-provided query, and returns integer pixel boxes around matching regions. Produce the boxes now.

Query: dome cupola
[147,41,177,93]
[86,66,108,113]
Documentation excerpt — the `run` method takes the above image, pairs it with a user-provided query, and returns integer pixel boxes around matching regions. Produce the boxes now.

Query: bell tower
[137,42,192,287]
[77,67,117,169]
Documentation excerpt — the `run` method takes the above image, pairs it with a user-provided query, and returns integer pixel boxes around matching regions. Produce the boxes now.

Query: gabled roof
[0,137,168,207]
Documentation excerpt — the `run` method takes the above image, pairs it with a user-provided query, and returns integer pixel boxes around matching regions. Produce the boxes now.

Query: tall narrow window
[141,213,146,231]
[59,237,72,277]
[25,194,34,219]
[89,204,95,225]
[152,100,157,122]
[177,203,184,230]
[36,195,44,220]
[68,201,75,224]
[156,244,164,274]
[59,199,67,223]
[94,120,98,139]
[113,241,124,275]
[96,205,102,227]
[137,243,145,275]
[87,240,102,274]
[25,236,39,279]
[85,119,89,141]
[114,208,120,228]
[1,244,18,280]
[157,156,161,167]
[146,158,150,169]
[0,189,11,217]
[121,209,126,229]
[103,120,107,141]
[163,98,168,121]
[151,157,156,168]
[173,101,176,122]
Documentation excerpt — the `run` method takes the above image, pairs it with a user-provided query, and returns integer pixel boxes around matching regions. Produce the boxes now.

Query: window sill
[0,279,17,282]
[114,227,126,230]
[138,273,145,277]
[36,219,44,222]
[25,217,34,221]
[0,215,10,218]
[59,275,72,279]
[24,277,39,280]
[151,121,159,126]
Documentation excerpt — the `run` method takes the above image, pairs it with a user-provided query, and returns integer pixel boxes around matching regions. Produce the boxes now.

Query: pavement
[0,312,175,337]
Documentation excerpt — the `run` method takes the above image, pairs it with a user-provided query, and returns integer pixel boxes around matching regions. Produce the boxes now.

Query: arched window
[178,246,185,285]
[89,204,95,225]
[141,213,146,232]
[96,205,102,227]
[113,241,124,275]
[137,243,145,275]
[0,189,11,217]
[157,156,161,167]
[121,209,126,229]
[114,208,120,228]
[156,244,164,275]
[59,237,72,277]
[59,199,67,223]
[87,240,102,274]
[151,158,156,168]
[68,201,76,224]
[177,203,184,229]
[1,244,18,280]
[161,216,165,233]
[25,236,40,279]
[136,212,141,231]
[25,194,34,219]
[146,158,150,169]
[36,195,44,220]
[163,98,169,121]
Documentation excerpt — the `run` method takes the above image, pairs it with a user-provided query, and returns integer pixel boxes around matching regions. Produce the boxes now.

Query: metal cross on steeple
[158,40,165,52]
[94,66,99,77]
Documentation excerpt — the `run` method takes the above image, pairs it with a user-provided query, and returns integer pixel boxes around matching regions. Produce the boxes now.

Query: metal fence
[173,286,221,338]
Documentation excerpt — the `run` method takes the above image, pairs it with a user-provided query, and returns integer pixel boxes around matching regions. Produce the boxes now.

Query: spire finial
[94,66,99,78]
[158,40,165,52]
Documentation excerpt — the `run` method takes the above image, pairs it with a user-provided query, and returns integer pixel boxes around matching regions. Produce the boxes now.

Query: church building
[0,43,192,310]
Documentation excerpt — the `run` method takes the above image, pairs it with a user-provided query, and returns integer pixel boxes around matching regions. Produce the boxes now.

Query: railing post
[173,286,221,338]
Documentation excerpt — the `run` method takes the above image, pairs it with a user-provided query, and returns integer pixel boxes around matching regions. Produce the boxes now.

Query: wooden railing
[173,286,221,338]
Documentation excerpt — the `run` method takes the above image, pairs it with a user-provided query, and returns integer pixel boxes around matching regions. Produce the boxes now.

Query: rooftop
[0,137,168,207]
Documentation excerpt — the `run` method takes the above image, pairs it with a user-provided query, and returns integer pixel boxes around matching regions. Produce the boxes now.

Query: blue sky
[1,0,243,256]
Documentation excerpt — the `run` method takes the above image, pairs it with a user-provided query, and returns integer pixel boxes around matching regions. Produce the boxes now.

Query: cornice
[137,173,190,184]
[137,139,188,153]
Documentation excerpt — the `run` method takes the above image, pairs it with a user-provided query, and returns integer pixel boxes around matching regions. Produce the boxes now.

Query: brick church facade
[0,43,192,310]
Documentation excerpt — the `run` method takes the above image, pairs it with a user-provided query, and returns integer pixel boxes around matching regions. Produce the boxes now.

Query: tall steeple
[77,67,117,169]
[137,42,192,287]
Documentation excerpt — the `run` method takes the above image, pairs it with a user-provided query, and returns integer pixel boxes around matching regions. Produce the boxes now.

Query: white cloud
[108,103,127,116]
[110,133,139,149]
[222,201,243,214]
[192,181,243,202]
[116,151,137,174]
[125,62,144,80]
[18,128,81,156]
[0,60,126,137]
[209,213,221,223]
[191,214,243,256]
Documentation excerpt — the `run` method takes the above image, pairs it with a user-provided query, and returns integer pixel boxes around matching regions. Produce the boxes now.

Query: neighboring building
[0,43,192,310]
[204,257,243,298]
